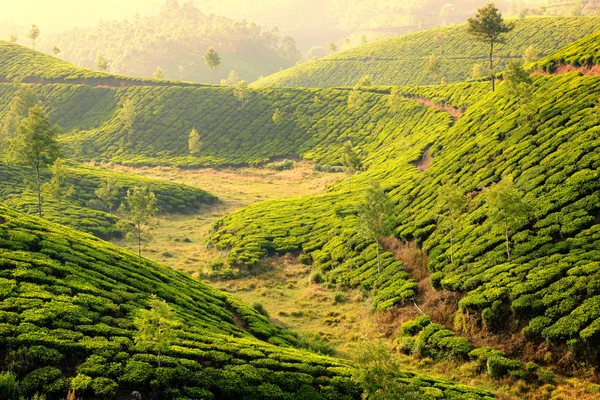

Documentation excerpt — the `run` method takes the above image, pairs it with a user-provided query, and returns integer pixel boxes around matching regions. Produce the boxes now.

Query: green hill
[0,205,494,399]
[210,72,600,368]
[0,162,217,238]
[533,30,600,72]
[251,17,600,88]
[0,42,203,87]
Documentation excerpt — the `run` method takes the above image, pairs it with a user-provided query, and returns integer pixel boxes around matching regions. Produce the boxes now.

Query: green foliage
[266,159,295,171]
[534,30,600,72]
[0,371,20,400]
[254,17,600,88]
[204,47,221,84]
[188,127,202,156]
[41,159,74,225]
[134,295,179,367]
[118,186,158,263]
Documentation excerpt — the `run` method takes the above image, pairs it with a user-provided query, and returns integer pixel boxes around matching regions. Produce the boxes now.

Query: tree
[353,343,421,400]
[280,35,302,62]
[358,180,395,274]
[437,184,467,265]
[272,109,283,125]
[95,177,122,214]
[52,46,60,57]
[119,98,136,134]
[7,105,61,218]
[348,88,362,110]
[467,3,515,91]
[204,47,221,84]
[0,85,37,153]
[327,41,338,53]
[504,60,536,120]
[234,80,250,107]
[485,176,532,261]
[356,75,372,87]
[388,88,402,112]
[26,25,40,49]
[523,45,539,64]
[425,53,441,82]
[472,63,483,79]
[8,34,18,43]
[42,159,74,225]
[119,186,157,265]
[188,127,202,156]
[342,141,363,192]
[221,70,240,86]
[96,54,109,71]
[361,35,368,45]
[134,294,179,368]
[153,67,166,79]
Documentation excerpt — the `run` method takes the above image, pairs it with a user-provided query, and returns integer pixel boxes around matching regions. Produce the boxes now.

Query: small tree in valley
[204,47,221,84]
[221,70,240,86]
[437,183,467,265]
[342,141,363,192]
[119,98,136,134]
[42,159,74,224]
[95,177,122,214]
[153,67,166,80]
[7,104,61,218]
[134,294,179,368]
[96,54,109,71]
[467,3,515,91]
[485,176,532,261]
[523,45,539,64]
[119,186,157,265]
[471,63,483,79]
[425,53,441,82]
[26,25,40,49]
[358,180,395,274]
[188,127,202,156]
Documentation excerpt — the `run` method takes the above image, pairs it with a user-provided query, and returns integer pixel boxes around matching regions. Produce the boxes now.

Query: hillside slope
[0,205,494,399]
[210,72,600,370]
[533,30,600,72]
[252,17,600,88]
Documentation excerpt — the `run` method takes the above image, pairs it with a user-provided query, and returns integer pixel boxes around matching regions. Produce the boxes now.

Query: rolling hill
[251,17,600,88]
[0,205,495,399]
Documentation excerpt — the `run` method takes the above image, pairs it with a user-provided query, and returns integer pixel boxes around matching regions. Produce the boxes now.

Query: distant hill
[252,17,600,88]
[35,1,302,84]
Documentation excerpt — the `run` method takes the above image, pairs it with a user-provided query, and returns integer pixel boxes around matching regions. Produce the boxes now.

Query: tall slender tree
[234,80,250,107]
[42,159,74,225]
[96,55,109,71]
[7,105,61,218]
[204,47,221,84]
[358,180,395,274]
[95,177,122,214]
[437,183,467,265]
[188,128,202,156]
[134,294,178,368]
[119,186,157,265]
[342,141,363,192]
[467,3,515,91]
[486,176,532,261]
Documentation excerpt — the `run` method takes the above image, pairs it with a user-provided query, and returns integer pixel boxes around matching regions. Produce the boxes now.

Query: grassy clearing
[102,162,343,271]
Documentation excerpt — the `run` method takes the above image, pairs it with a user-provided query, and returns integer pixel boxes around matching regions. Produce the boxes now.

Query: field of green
[533,30,600,72]
[0,205,495,399]
[252,17,600,88]
[0,162,216,238]
[209,72,600,368]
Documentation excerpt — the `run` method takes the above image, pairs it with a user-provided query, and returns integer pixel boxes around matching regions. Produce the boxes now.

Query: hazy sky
[1,0,165,32]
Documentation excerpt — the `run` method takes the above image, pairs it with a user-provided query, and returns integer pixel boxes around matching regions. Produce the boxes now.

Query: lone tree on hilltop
[8,34,18,43]
[42,159,74,225]
[153,66,166,80]
[204,47,221,84]
[7,104,61,218]
[359,180,395,274]
[96,54,109,71]
[119,186,157,266]
[485,176,532,262]
[134,294,179,368]
[26,25,40,49]
[467,3,515,91]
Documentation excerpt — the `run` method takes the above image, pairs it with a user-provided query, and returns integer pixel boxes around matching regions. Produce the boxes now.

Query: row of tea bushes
[533,30,600,72]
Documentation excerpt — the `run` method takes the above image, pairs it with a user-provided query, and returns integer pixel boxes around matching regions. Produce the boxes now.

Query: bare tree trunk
[505,221,511,262]
[35,167,42,218]
[490,40,495,92]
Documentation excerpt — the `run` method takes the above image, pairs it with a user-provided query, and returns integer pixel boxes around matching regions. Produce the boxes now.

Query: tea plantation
[252,17,600,88]
[533,30,600,73]
[0,162,217,238]
[211,72,600,365]
[0,205,495,399]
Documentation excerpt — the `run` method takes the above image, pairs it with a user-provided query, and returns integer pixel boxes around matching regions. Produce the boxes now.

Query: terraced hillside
[0,162,216,238]
[0,205,495,399]
[0,41,203,87]
[252,17,600,88]
[210,72,600,369]
[533,30,600,72]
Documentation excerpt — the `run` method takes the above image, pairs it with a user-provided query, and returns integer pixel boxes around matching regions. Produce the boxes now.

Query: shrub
[309,271,324,284]
[251,302,270,318]
[332,292,348,304]
[0,371,21,400]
